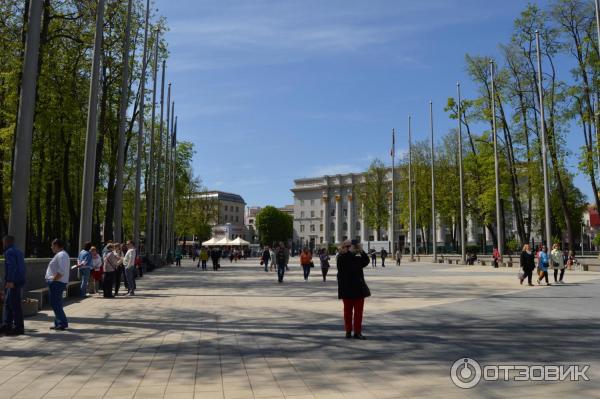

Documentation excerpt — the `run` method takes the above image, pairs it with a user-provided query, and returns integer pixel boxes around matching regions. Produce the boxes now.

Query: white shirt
[45,250,70,283]
[123,248,136,269]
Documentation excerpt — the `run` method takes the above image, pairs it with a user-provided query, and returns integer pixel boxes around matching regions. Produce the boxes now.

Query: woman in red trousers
[336,239,371,340]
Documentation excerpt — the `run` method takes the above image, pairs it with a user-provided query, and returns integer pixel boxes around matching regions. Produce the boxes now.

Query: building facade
[196,191,247,240]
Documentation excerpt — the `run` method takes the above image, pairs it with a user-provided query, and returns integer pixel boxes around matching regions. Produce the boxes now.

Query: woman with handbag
[300,247,313,281]
[90,246,103,294]
[319,248,330,282]
[102,244,118,298]
[550,243,565,283]
[519,244,535,286]
[337,239,370,340]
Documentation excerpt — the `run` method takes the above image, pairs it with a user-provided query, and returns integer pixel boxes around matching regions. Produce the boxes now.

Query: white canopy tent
[230,237,250,246]
[202,238,218,246]
[215,237,232,246]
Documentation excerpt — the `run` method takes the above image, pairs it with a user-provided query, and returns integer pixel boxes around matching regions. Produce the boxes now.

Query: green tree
[255,206,293,246]
[357,159,389,240]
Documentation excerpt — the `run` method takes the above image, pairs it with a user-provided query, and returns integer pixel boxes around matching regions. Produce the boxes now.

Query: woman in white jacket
[550,243,565,284]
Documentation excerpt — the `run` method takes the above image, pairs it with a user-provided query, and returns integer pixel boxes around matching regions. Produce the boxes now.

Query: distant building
[196,191,247,240]
[245,206,262,243]
[582,204,600,251]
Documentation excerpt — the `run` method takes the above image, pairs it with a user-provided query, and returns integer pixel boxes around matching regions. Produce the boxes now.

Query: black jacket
[520,251,535,272]
[337,250,371,299]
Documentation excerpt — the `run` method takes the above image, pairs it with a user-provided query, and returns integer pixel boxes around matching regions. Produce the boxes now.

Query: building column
[322,195,329,245]
[360,196,367,242]
[347,194,353,242]
[335,195,342,244]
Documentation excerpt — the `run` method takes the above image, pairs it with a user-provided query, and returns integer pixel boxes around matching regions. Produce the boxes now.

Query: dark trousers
[212,258,219,270]
[381,257,386,267]
[2,287,24,331]
[115,266,125,295]
[48,281,68,327]
[538,270,549,284]
[371,256,376,267]
[103,272,115,297]
[554,269,565,282]
[343,298,365,334]
[523,268,533,285]
[277,264,286,282]
[302,265,311,280]
[321,267,329,281]
[125,267,136,293]
[201,260,207,270]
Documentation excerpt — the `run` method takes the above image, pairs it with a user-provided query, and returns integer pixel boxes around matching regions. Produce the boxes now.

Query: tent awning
[202,238,218,246]
[230,237,250,246]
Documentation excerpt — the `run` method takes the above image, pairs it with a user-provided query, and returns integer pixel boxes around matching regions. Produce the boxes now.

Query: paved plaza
[1,258,599,399]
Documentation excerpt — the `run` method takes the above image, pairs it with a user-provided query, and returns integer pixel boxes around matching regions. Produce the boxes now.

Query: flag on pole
[171,116,177,148]
[391,128,395,158]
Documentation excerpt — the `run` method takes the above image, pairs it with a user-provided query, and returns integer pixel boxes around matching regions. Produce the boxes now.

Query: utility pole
[79,0,105,250]
[113,0,133,243]
[134,0,151,249]
[8,0,43,253]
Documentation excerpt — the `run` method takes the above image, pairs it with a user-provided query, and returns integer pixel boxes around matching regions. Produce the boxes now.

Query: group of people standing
[519,243,576,286]
[1,236,140,335]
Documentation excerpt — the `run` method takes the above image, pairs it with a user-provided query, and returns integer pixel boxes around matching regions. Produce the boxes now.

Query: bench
[25,281,82,310]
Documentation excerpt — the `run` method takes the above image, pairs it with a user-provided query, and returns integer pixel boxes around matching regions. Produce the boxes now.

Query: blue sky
[155,0,590,207]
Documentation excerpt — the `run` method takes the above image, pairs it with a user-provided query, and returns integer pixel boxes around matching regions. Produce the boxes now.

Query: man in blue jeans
[77,241,93,297]
[45,239,70,330]
[275,242,288,283]
[1,235,26,336]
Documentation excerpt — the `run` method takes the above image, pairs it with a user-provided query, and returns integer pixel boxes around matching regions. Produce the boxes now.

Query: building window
[225,205,228,211]
[235,216,239,222]
[300,211,305,218]
[320,237,324,244]
[330,209,335,216]
[310,225,315,232]
[343,222,348,231]
[320,224,323,232]
[331,236,335,243]
[343,209,348,217]
[236,206,239,212]
[301,200,305,206]
[310,199,315,206]
[320,210,324,218]
[356,221,361,231]
[330,222,335,231]
[310,210,315,218]
[224,215,228,221]
[300,225,305,232]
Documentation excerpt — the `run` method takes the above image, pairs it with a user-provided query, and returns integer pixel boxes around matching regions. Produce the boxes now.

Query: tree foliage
[255,206,292,246]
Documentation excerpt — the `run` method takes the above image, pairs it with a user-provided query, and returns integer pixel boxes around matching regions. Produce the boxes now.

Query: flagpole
[161,83,171,256]
[536,30,553,251]
[79,0,105,250]
[146,28,160,256]
[408,115,414,261]
[8,0,43,253]
[134,0,150,249]
[490,60,503,262]
[457,83,466,264]
[391,128,396,255]
[430,101,437,263]
[113,0,133,243]
[153,60,166,256]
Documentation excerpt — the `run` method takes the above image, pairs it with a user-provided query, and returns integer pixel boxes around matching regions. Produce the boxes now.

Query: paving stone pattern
[1,258,599,399]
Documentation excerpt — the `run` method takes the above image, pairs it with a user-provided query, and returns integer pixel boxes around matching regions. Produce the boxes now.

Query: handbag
[309,261,314,268]
[517,271,524,280]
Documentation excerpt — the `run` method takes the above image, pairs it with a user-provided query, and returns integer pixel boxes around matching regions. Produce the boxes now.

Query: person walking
[123,241,137,296]
[175,246,183,267]
[210,247,220,271]
[284,244,290,271]
[300,247,313,281]
[269,246,276,271]
[275,242,288,283]
[262,246,270,272]
[493,247,500,268]
[199,247,209,270]
[567,251,576,271]
[102,244,117,298]
[45,239,70,330]
[395,248,402,266]
[380,248,387,267]
[319,248,330,282]
[77,241,93,297]
[537,245,551,286]
[337,239,370,340]
[1,235,26,336]
[550,243,565,284]
[519,244,535,286]
[90,246,103,295]
[113,243,126,296]
[370,249,377,267]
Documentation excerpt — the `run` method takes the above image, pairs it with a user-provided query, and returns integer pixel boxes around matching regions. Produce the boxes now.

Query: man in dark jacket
[337,239,370,340]
[262,247,270,272]
[1,235,26,335]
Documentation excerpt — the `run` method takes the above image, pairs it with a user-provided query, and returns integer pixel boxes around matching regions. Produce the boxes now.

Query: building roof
[198,191,246,204]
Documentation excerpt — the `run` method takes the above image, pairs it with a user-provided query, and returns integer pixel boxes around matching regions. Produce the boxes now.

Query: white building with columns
[291,173,401,250]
